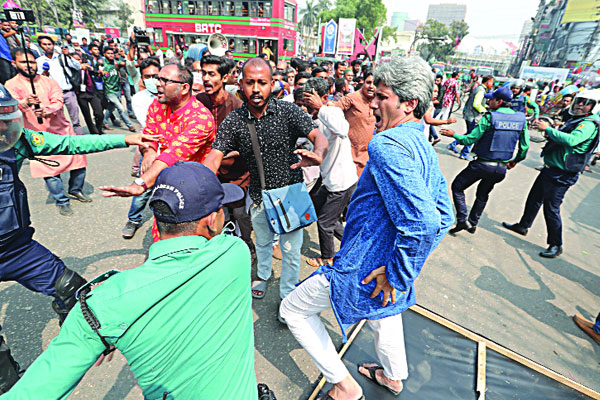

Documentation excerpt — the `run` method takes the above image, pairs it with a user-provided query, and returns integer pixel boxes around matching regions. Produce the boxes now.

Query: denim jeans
[250,202,303,299]
[594,313,600,335]
[44,168,86,206]
[121,81,134,116]
[450,119,476,157]
[103,92,133,127]
[127,189,153,224]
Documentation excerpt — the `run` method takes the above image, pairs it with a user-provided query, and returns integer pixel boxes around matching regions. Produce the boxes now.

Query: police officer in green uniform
[0,83,156,393]
[1,162,260,400]
[441,86,529,234]
[510,79,540,121]
[503,89,600,258]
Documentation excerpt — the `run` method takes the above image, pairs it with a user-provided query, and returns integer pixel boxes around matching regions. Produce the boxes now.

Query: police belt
[476,159,507,167]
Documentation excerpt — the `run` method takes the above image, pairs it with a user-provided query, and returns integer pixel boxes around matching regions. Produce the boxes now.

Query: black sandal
[357,363,401,396]
[257,383,277,400]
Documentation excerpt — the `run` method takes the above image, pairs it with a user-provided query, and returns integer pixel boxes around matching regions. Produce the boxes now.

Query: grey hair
[373,57,434,119]
[303,77,329,97]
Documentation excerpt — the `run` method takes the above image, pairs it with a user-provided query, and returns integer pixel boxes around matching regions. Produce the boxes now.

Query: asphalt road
[1,118,599,399]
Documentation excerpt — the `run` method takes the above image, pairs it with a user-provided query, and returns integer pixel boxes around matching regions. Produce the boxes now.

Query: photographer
[126,28,153,92]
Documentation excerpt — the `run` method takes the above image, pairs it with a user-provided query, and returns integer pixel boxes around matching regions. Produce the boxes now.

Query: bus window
[225,1,234,15]
[262,1,271,17]
[197,1,206,14]
[248,38,256,54]
[283,38,294,51]
[188,0,195,14]
[284,3,295,22]
[217,1,225,15]
[250,1,258,17]
[234,1,243,16]
[242,1,249,15]
[153,28,163,45]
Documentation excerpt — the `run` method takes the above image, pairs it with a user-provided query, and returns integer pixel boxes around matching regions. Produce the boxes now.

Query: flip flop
[306,257,323,268]
[357,364,402,396]
[251,279,267,299]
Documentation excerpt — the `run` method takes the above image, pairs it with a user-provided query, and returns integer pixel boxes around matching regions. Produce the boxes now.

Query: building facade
[426,3,466,26]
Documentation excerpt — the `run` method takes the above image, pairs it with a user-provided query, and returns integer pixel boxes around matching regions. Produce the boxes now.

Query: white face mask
[143,77,158,94]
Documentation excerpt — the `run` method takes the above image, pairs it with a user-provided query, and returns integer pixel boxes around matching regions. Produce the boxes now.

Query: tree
[317,0,396,42]
[114,0,134,34]
[299,0,320,36]
[21,0,103,29]
[416,19,470,63]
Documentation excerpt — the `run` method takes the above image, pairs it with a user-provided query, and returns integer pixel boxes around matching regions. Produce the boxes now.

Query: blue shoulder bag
[247,121,317,234]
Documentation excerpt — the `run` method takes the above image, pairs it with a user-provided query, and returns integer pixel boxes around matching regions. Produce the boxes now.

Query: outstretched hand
[291,149,322,169]
[99,184,145,198]
[124,133,161,148]
[439,128,455,137]
[361,266,396,307]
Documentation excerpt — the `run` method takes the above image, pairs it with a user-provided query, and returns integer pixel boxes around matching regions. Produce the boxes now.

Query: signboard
[336,18,356,55]
[194,23,222,33]
[4,8,35,22]
[519,66,570,83]
[561,0,600,23]
[73,28,90,42]
[104,27,120,38]
[323,19,337,54]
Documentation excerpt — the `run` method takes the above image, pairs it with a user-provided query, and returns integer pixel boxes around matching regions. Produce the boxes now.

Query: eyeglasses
[158,77,185,86]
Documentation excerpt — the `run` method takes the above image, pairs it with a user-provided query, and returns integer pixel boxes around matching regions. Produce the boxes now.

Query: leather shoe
[539,245,562,258]
[502,222,528,236]
[122,220,140,239]
[449,221,473,235]
[57,204,73,216]
[573,314,600,346]
[68,191,92,202]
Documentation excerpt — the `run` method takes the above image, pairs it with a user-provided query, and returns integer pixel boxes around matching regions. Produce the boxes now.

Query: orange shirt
[144,97,216,166]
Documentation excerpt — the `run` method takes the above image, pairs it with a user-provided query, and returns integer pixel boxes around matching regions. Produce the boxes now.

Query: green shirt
[14,128,127,171]
[522,94,540,118]
[453,107,530,163]
[543,115,600,170]
[2,234,256,400]
[102,59,121,95]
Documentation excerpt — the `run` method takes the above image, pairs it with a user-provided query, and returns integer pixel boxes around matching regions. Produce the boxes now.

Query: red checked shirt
[144,97,216,165]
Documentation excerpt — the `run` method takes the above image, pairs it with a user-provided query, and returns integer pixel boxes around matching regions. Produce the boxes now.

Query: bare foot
[251,278,266,297]
[358,363,403,394]
[318,374,363,400]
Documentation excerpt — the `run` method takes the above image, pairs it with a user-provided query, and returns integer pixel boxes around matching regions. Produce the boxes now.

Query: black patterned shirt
[212,97,317,204]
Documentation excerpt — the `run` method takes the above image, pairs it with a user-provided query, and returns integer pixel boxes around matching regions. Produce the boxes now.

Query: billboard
[336,18,356,56]
[104,27,120,38]
[561,0,600,23]
[519,66,570,83]
[323,20,337,54]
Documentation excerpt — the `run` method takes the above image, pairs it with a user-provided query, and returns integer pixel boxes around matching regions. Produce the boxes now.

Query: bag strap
[247,120,266,189]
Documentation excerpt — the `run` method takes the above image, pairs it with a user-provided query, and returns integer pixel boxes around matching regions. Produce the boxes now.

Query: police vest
[542,115,600,173]
[510,95,526,113]
[0,149,31,246]
[473,112,526,161]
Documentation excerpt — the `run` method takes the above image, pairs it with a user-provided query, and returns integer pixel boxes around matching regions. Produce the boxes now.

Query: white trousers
[440,106,452,120]
[280,274,409,384]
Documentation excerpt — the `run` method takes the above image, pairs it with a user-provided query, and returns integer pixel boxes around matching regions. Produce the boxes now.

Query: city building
[426,3,466,26]
[390,12,409,30]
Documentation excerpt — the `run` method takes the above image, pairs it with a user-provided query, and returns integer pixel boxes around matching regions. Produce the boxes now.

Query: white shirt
[36,52,81,91]
[132,89,156,128]
[314,106,358,192]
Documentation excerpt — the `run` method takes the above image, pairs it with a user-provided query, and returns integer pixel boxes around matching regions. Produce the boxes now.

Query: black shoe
[466,223,477,234]
[68,191,92,203]
[502,222,528,236]
[57,204,73,216]
[449,221,473,235]
[122,221,140,239]
[540,245,562,258]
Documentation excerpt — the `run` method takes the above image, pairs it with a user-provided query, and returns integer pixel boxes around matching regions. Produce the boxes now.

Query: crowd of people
[0,15,599,400]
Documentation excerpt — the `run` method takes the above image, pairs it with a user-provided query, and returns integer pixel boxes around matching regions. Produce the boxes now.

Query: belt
[62,89,72,93]
[476,160,507,167]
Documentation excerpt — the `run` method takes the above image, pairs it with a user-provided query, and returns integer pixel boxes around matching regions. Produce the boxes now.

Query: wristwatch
[133,177,148,191]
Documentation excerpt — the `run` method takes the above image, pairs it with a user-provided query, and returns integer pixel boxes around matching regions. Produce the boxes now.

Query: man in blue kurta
[280,57,454,400]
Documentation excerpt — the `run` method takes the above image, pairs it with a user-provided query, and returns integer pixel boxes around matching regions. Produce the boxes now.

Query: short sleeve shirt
[212,98,317,204]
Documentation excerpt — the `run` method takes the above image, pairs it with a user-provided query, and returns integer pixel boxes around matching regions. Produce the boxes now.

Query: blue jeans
[44,168,86,206]
[103,92,132,127]
[250,202,303,300]
[128,189,153,224]
[121,81,134,116]
[429,108,442,140]
[594,313,600,335]
[450,119,477,157]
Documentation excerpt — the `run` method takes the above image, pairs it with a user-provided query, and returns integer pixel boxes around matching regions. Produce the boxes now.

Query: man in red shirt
[100,63,216,240]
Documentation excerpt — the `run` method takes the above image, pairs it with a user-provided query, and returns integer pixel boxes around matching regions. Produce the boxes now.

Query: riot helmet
[0,84,23,152]
[569,89,600,117]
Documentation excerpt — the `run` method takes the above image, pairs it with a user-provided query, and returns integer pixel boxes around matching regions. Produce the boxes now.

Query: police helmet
[511,79,525,89]
[569,89,600,117]
[0,84,23,152]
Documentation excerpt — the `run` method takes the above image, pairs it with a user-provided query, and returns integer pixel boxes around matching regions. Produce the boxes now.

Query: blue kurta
[315,121,454,340]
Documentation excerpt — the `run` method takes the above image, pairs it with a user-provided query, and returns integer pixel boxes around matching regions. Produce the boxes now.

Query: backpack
[58,55,82,89]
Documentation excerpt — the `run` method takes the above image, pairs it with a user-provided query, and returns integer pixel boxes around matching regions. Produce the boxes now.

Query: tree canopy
[416,19,469,63]
[317,0,395,41]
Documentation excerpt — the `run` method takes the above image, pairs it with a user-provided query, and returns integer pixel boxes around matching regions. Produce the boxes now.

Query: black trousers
[77,92,104,134]
[0,59,15,85]
[518,167,578,246]
[451,160,507,226]
[313,183,357,259]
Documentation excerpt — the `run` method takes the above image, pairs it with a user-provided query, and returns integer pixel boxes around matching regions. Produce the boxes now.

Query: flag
[2,0,21,9]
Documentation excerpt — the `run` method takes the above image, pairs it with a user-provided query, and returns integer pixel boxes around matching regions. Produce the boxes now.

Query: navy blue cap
[484,86,513,103]
[149,162,244,223]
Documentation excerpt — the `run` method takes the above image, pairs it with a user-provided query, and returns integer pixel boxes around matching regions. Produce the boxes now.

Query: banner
[561,0,600,23]
[104,27,120,38]
[519,66,570,83]
[336,18,356,56]
[323,19,337,54]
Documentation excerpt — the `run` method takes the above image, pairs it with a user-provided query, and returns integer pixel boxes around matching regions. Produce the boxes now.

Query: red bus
[144,0,298,62]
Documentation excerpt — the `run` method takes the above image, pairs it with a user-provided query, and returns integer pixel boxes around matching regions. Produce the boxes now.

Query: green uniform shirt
[542,115,600,171]
[452,106,530,163]
[521,94,540,118]
[2,234,256,400]
[14,128,127,171]
[102,59,121,95]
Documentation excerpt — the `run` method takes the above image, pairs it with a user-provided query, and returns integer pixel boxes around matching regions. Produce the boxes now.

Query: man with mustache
[203,57,328,309]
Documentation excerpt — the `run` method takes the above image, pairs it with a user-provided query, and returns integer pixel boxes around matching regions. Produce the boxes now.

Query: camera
[133,26,150,46]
